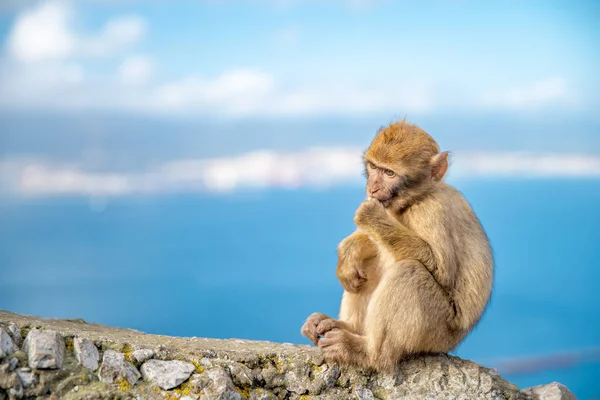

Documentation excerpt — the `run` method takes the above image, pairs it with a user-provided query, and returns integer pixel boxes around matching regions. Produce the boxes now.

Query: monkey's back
[402,182,494,333]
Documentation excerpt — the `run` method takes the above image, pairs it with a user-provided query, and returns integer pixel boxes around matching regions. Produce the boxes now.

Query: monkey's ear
[430,151,449,181]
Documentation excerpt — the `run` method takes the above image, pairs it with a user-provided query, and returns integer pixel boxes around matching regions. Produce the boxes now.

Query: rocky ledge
[0,310,575,400]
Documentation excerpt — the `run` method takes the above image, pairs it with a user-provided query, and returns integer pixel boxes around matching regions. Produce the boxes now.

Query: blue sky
[0,0,598,116]
[0,0,599,196]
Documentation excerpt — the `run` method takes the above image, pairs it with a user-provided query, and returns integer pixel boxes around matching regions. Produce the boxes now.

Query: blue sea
[0,179,599,399]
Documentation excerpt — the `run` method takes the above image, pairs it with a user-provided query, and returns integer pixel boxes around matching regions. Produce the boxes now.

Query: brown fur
[301,120,494,373]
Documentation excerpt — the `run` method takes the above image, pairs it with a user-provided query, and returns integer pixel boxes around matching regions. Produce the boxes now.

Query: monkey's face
[362,120,448,209]
[364,160,407,205]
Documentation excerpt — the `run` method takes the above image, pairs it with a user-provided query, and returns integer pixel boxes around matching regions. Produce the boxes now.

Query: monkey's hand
[301,312,330,345]
[354,198,390,232]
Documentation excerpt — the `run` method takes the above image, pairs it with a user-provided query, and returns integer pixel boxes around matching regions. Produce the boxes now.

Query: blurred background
[0,0,599,398]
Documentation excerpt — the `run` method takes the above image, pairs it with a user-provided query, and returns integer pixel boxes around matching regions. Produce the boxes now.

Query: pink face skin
[364,160,404,206]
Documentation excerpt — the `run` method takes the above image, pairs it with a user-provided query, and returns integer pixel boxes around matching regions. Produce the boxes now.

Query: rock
[0,310,579,400]
[0,363,21,392]
[7,324,21,346]
[9,385,23,399]
[249,388,278,400]
[228,361,256,387]
[308,363,340,394]
[0,327,18,358]
[284,361,311,394]
[73,337,99,371]
[140,359,195,390]
[199,367,242,400]
[22,329,65,369]
[130,348,154,363]
[97,349,141,386]
[354,385,375,400]
[16,369,37,388]
[522,382,577,400]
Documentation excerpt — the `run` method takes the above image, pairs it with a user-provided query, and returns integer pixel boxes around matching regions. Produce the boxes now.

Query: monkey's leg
[314,289,375,367]
[315,289,371,338]
[363,259,458,373]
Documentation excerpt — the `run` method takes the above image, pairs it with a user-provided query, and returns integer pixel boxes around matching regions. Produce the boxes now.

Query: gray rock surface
[22,329,65,369]
[97,349,141,386]
[201,367,243,400]
[249,388,278,399]
[16,368,37,388]
[522,382,578,400]
[131,348,154,363]
[140,359,195,390]
[7,323,21,346]
[0,327,18,358]
[73,336,100,371]
[8,357,18,371]
[0,310,578,400]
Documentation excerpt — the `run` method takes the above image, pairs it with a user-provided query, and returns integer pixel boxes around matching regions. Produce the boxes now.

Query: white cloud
[6,0,147,62]
[7,0,75,62]
[449,152,600,178]
[0,1,580,117]
[83,15,146,57]
[118,54,154,85]
[482,77,572,109]
[149,70,433,117]
[1,150,599,198]
[156,69,276,114]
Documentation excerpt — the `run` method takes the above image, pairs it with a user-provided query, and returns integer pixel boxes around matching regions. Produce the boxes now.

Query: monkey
[300,120,494,374]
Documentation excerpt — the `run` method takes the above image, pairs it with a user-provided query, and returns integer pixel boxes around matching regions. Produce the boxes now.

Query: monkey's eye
[384,169,395,177]
[367,161,377,169]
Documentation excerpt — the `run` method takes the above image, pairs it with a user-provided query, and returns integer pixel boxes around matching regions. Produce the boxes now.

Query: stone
[22,329,65,369]
[249,388,278,400]
[308,363,340,394]
[354,385,375,400]
[199,367,242,400]
[228,361,256,387]
[73,337,100,371]
[522,382,577,400]
[9,385,23,399]
[284,361,311,394]
[7,324,21,346]
[261,367,285,389]
[0,310,579,399]
[97,350,141,386]
[16,369,37,388]
[0,327,18,358]
[130,348,154,363]
[140,359,195,390]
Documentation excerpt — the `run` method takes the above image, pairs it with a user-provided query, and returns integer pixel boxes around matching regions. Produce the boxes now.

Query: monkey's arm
[354,200,438,277]
[336,230,378,293]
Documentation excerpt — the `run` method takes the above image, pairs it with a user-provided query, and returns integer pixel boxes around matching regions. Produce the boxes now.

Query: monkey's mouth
[369,192,393,205]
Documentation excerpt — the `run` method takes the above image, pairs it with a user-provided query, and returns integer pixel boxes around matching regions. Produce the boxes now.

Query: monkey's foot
[301,312,330,345]
[318,328,365,366]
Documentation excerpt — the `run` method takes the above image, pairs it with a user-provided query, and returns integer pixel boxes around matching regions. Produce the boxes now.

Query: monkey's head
[363,120,448,209]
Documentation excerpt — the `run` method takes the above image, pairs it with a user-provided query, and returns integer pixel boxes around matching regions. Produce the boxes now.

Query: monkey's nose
[369,188,381,196]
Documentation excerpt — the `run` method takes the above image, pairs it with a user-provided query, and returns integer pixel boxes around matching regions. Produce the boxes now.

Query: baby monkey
[301,120,494,373]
